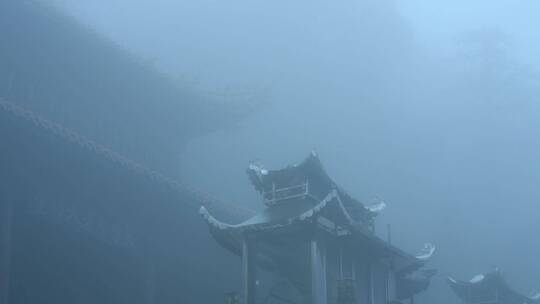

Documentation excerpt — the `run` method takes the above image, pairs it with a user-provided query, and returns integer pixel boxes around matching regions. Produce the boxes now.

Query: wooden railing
[262,181,309,206]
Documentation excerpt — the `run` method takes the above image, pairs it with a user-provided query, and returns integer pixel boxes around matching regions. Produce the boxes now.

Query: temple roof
[200,153,435,274]
[247,152,377,224]
[204,152,380,233]
[447,270,540,304]
[0,0,256,177]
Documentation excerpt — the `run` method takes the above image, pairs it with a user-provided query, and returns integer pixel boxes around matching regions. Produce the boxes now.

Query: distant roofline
[0,98,254,219]
[447,269,540,304]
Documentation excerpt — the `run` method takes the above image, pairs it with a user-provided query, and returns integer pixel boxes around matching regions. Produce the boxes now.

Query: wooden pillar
[242,237,257,304]
[0,200,13,304]
[310,237,327,304]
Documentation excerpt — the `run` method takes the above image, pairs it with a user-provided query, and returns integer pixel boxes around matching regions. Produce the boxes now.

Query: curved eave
[447,272,499,291]
[386,243,435,275]
[397,269,437,300]
[446,275,500,303]
[447,276,470,296]
[199,206,243,231]
[416,243,436,261]
[447,273,540,304]
[200,198,434,277]
[198,194,336,266]
[199,190,338,234]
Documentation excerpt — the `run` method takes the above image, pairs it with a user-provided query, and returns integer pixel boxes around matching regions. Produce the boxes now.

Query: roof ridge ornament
[248,161,268,176]
[365,200,387,214]
[416,243,436,261]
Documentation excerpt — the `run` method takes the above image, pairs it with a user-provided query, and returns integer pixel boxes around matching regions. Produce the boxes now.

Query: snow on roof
[366,201,387,213]
[447,269,540,304]
[416,243,436,261]
[246,153,375,224]
[470,274,485,284]
[248,162,268,176]
[200,190,338,232]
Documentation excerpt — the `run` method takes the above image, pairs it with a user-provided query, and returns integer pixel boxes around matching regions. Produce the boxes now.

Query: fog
[18,0,540,302]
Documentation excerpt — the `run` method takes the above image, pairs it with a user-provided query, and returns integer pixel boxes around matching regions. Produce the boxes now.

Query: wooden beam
[0,200,13,304]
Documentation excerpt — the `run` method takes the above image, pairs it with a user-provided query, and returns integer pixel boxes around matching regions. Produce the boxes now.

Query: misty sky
[49,0,540,73]
[44,0,540,302]
[401,0,540,64]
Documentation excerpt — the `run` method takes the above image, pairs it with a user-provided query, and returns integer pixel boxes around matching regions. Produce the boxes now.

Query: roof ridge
[0,98,254,217]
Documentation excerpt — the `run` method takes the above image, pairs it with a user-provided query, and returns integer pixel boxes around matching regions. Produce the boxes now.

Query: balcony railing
[262,181,309,206]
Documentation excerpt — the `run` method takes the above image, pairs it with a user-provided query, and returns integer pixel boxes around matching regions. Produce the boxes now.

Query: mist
[3,0,540,303]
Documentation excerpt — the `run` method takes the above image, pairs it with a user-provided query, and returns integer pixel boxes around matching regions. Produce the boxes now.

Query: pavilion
[201,152,436,304]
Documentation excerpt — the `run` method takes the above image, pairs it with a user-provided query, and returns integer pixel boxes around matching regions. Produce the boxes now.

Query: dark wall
[0,108,243,303]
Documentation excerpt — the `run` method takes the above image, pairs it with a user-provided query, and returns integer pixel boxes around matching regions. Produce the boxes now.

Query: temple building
[448,269,540,304]
[201,152,436,304]
[0,1,254,303]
